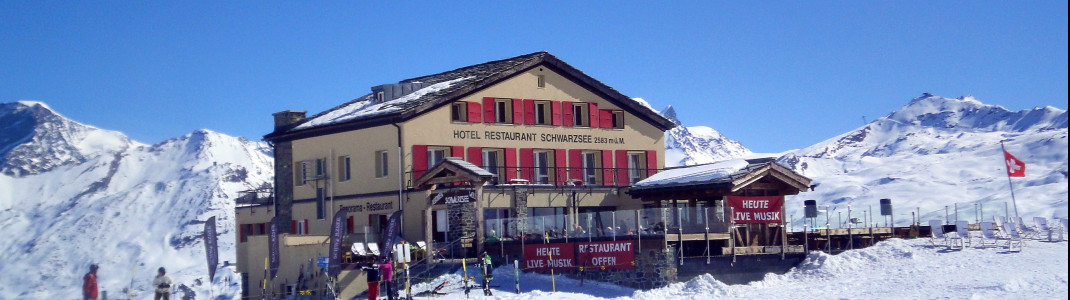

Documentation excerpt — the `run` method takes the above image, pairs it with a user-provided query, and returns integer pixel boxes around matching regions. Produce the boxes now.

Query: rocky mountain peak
[660,105,682,126]
[0,101,134,176]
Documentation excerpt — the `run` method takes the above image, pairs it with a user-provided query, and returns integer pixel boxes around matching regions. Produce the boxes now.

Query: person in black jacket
[362,263,381,300]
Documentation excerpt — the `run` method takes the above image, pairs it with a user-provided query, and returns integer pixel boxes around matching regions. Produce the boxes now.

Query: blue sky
[2,1,1066,153]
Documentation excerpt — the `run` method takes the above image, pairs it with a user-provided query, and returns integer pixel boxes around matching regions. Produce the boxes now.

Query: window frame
[581,151,600,185]
[494,99,513,123]
[450,102,467,122]
[534,100,552,125]
[612,111,625,129]
[572,103,588,127]
[338,156,351,182]
[482,148,504,184]
[428,146,450,168]
[533,149,553,184]
[537,74,546,88]
[374,150,389,178]
[627,152,646,184]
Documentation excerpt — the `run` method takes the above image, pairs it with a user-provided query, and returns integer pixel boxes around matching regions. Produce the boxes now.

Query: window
[537,75,545,88]
[316,188,326,219]
[376,91,384,102]
[534,101,551,125]
[572,103,588,127]
[338,156,351,181]
[494,99,513,123]
[295,158,325,185]
[451,103,467,122]
[484,208,513,238]
[482,148,504,184]
[612,111,625,129]
[375,151,389,178]
[582,151,600,185]
[628,152,646,184]
[533,150,553,184]
[295,161,308,186]
[428,147,449,168]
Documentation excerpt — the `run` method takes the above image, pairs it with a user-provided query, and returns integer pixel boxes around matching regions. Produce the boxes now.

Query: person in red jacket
[83,264,99,300]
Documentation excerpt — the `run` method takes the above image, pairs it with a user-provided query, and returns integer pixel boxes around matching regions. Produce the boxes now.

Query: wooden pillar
[424,188,434,263]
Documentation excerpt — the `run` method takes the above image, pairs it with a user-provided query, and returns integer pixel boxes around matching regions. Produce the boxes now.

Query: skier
[362,262,380,300]
[153,267,173,300]
[380,258,395,300]
[481,251,493,296]
[82,264,99,300]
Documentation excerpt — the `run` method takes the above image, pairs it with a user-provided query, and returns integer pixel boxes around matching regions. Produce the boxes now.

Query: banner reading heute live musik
[328,206,349,277]
[203,216,218,282]
[727,195,785,223]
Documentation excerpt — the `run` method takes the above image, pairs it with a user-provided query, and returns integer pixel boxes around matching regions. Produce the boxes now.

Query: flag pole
[1000,140,1020,219]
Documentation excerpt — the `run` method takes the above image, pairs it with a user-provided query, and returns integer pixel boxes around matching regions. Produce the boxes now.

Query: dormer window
[376,91,384,102]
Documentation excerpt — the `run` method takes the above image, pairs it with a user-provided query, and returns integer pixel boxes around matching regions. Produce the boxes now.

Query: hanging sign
[727,195,784,223]
[577,241,635,270]
[429,189,478,205]
[522,243,575,271]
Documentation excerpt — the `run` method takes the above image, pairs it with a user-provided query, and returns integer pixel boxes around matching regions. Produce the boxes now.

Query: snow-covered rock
[779,94,1068,224]
[0,101,273,299]
[661,105,752,167]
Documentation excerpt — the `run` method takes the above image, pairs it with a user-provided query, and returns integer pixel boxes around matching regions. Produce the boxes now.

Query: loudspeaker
[880,198,892,216]
[804,200,818,218]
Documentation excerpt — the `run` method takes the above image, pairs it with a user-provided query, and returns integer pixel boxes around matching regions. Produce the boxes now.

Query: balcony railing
[482,206,732,242]
[409,165,661,188]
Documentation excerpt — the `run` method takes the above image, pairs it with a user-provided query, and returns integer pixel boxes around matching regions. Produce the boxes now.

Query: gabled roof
[413,157,495,190]
[265,52,675,142]
[628,158,812,198]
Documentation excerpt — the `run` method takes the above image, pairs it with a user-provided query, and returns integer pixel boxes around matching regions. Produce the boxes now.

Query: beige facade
[237,54,671,299]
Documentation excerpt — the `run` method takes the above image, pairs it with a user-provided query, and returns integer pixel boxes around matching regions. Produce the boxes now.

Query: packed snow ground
[404,238,1067,300]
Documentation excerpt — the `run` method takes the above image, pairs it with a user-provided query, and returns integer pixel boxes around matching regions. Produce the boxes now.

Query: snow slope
[409,238,1068,299]
[0,101,273,299]
[779,94,1068,225]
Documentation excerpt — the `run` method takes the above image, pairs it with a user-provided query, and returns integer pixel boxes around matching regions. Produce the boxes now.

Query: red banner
[578,241,635,269]
[523,243,575,271]
[727,195,784,223]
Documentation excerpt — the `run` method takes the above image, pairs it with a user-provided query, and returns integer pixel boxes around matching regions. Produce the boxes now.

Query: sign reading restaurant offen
[522,241,636,272]
[726,195,784,223]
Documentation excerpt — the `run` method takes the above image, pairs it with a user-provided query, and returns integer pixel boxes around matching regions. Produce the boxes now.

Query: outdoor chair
[1033,217,1056,242]
[1003,221,1025,252]
[955,220,971,248]
[928,220,949,248]
[977,222,1000,248]
[993,216,1009,238]
[1013,217,1039,239]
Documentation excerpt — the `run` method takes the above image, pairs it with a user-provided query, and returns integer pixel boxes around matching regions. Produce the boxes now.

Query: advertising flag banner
[327,206,349,277]
[269,216,280,279]
[522,243,575,271]
[1003,150,1026,177]
[203,216,219,282]
[577,241,635,270]
[379,210,403,260]
[727,195,785,223]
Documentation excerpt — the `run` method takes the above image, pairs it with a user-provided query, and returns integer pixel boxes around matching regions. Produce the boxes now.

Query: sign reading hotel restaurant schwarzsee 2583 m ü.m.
[727,195,784,223]
[453,130,625,145]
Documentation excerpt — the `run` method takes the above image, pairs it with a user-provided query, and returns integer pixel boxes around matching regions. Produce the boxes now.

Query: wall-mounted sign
[340,201,395,213]
[727,195,784,223]
[452,130,625,145]
[428,189,478,206]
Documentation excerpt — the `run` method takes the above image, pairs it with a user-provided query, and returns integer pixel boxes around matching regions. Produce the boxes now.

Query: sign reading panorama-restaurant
[452,129,625,145]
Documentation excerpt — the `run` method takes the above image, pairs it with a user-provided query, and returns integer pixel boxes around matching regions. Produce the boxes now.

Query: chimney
[272,110,307,130]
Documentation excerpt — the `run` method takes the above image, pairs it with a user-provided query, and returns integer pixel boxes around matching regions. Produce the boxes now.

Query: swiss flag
[1003,150,1026,177]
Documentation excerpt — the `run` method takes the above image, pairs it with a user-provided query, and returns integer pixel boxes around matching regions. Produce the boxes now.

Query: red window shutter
[569,149,583,182]
[451,146,464,160]
[304,219,309,235]
[261,223,267,235]
[467,101,482,123]
[504,148,518,182]
[554,149,567,185]
[646,150,658,177]
[600,110,613,129]
[413,145,428,180]
[551,101,562,126]
[588,103,599,128]
[239,225,246,242]
[483,97,495,123]
[601,150,614,186]
[467,147,483,167]
[347,216,354,234]
[291,220,297,234]
[519,148,534,182]
[524,99,535,125]
[562,101,574,127]
[512,99,523,125]
[615,150,629,186]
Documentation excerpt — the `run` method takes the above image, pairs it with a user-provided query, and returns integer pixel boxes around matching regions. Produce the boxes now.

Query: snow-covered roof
[631,158,811,196]
[634,159,750,188]
[266,52,676,141]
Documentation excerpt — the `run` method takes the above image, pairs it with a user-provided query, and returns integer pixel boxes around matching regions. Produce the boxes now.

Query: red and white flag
[1003,150,1026,177]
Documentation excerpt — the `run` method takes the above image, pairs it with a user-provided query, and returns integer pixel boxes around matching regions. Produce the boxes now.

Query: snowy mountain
[779,94,1068,224]
[660,105,752,167]
[0,101,273,299]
